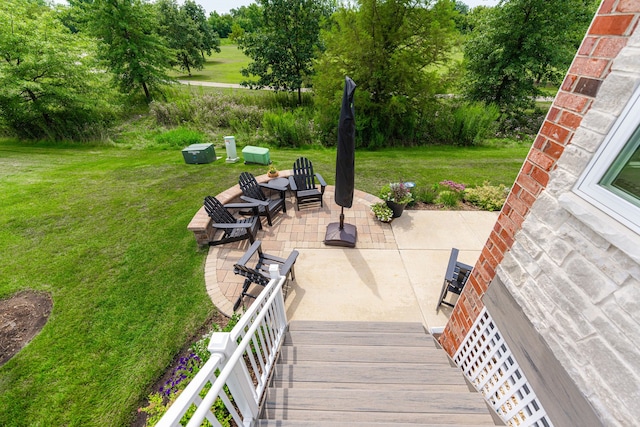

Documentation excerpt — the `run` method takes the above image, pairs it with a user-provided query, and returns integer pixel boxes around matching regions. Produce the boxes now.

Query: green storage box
[182,143,216,164]
[242,146,270,165]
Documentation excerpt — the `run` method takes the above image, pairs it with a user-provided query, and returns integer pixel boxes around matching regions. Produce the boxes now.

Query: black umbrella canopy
[335,76,357,208]
[324,76,357,248]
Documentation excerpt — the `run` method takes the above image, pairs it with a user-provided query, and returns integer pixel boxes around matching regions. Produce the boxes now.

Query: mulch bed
[407,201,481,211]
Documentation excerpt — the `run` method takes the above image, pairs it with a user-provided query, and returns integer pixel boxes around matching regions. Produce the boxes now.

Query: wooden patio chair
[288,157,326,210]
[436,248,473,310]
[203,196,261,247]
[238,172,286,226]
[233,240,299,311]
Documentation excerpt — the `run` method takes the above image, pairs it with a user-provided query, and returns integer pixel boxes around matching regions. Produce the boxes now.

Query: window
[575,85,640,234]
[599,133,640,207]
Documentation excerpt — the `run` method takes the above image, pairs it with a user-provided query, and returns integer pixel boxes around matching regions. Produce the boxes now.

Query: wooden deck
[257,321,500,426]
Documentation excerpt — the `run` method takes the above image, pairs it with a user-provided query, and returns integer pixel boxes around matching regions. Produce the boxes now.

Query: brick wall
[440,4,640,423]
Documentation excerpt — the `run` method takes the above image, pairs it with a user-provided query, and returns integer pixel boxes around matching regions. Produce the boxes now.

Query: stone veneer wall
[440,1,640,425]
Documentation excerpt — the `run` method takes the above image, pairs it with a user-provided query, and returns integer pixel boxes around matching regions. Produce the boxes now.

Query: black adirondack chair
[288,157,327,210]
[238,172,286,226]
[203,196,261,247]
[233,240,299,311]
[436,248,473,310]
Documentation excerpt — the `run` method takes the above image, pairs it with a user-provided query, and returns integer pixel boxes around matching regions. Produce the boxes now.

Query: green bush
[464,182,509,211]
[436,190,460,208]
[261,109,313,147]
[413,185,439,204]
[450,102,500,146]
[155,127,206,149]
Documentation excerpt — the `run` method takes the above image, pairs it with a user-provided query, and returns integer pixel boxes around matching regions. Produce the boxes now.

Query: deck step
[257,421,495,427]
[260,408,497,425]
[272,362,468,387]
[287,320,428,334]
[263,388,490,414]
[278,344,452,365]
[258,321,499,426]
[284,330,435,347]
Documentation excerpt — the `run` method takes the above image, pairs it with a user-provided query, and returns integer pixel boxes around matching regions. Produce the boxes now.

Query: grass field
[0,138,531,425]
[172,43,251,84]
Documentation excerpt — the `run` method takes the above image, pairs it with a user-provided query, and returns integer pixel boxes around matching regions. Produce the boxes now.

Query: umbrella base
[324,222,357,248]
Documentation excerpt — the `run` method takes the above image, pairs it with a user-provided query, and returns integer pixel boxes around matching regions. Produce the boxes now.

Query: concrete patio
[204,186,497,331]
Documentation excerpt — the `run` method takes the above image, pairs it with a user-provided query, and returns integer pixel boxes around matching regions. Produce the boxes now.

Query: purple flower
[439,180,465,192]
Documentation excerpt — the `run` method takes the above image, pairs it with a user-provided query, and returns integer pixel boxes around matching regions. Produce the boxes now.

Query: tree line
[0,0,598,144]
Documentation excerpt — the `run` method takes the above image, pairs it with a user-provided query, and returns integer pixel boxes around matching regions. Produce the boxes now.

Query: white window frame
[574,84,640,235]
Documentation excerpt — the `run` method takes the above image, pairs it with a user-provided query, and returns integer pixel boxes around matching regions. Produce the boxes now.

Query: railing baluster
[156,276,288,426]
[454,307,554,427]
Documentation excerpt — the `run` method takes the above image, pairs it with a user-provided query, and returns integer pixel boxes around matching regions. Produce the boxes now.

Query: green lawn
[0,139,530,425]
[172,43,251,84]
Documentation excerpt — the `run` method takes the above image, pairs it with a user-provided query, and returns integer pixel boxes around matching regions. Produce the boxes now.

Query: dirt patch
[0,290,53,366]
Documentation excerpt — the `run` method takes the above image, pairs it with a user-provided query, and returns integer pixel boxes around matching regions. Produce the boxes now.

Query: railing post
[269,267,288,326]
[208,332,259,425]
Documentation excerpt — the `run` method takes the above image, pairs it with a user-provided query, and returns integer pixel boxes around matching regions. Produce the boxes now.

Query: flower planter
[386,201,406,218]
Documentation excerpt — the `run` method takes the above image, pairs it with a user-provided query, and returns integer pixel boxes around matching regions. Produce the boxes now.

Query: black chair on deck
[238,172,286,226]
[288,157,326,210]
[436,248,473,310]
[203,196,261,247]
[233,240,299,311]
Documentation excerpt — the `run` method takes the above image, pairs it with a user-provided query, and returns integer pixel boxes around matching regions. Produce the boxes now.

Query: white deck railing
[454,307,553,427]
[156,273,289,427]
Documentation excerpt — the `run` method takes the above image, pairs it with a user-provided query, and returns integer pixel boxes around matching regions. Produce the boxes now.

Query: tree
[464,0,599,114]
[237,0,331,104]
[182,0,220,60]
[156,0,219,75]
[91,0,174,102]
[0,0,117,139]
[313,0,458,147]
[208,11,233,39]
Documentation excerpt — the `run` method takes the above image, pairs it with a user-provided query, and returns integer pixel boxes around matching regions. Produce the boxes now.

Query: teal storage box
[182,143,216,164]
[242,146,270,165]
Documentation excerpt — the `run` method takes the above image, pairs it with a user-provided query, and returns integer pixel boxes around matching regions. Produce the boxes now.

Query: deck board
[259,321,499,426]
[284,331,434,347]
[264,388,491,414]
[273,363,467,386]
[278,344,451,365]
[288,320,427,334]
[260,408,498,425]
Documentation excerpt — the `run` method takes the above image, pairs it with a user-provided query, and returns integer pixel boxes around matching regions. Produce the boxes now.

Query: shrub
[413,185,439,205]
[261,109,313,147]
[450,102,500,146]
[436,190,460,208]
[464,182,509,211]
[155,127,206,148]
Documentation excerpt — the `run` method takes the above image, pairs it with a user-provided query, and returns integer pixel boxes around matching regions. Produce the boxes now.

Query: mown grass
[0,138,530,425]
[172,43,251,83]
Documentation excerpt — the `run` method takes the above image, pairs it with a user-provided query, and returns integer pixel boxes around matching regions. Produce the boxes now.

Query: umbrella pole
[324,206,357,247]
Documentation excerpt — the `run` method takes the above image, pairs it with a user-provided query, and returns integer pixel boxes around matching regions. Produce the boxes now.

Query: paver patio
[203,185,497,330]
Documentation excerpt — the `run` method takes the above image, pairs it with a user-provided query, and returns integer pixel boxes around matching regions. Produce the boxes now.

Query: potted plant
[371,202,393,222]
[379,182,413,218]
[267,165,278,178]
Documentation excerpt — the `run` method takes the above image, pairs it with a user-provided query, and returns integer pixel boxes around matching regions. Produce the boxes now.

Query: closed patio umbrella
[325,76,357,247]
